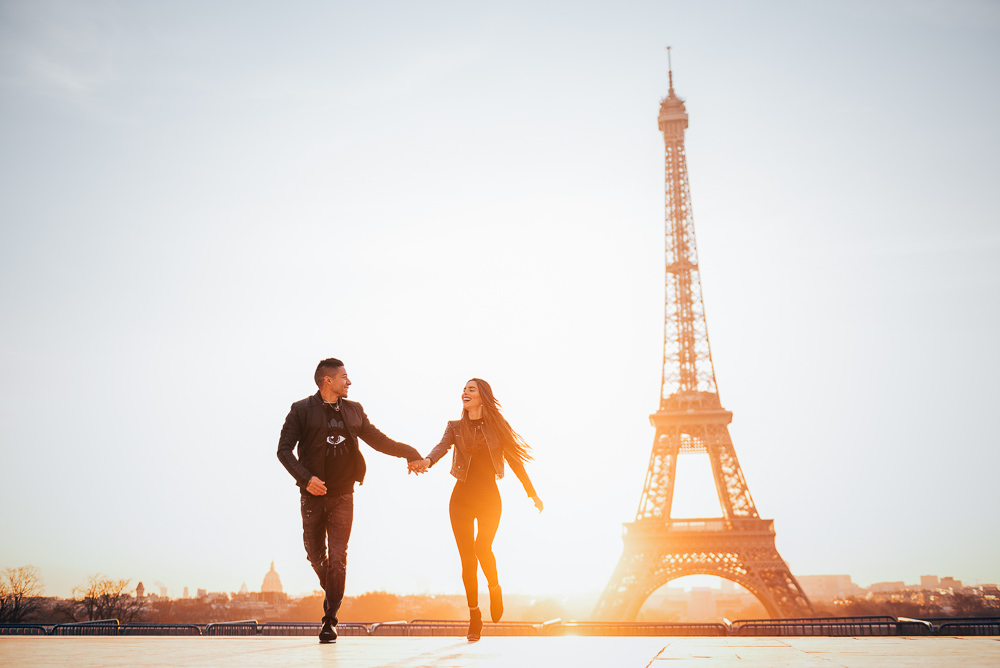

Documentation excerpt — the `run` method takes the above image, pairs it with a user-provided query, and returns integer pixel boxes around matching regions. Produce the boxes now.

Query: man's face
[325,367,351,399]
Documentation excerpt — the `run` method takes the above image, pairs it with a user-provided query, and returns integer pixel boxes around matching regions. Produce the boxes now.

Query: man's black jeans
[301,492,354,624]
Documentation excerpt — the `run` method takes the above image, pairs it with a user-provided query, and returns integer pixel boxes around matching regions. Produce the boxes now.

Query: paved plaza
[2,636,999,667]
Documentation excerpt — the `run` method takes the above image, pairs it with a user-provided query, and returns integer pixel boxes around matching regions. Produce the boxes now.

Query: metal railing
[729,615,909,637]
[922,617,1000,636]
[258,622,319,636]
[372,620,546,637]
[259,622,369,637]
[1,615,997,637]
[50,619,121,635]
[0,624,47,635]
[203,620,259,636]
[895,617,934,636]
[119,623,201,636]
[551,621,727,636]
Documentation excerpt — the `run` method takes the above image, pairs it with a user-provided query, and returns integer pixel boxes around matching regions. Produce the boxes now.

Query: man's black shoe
[319,620,337,644]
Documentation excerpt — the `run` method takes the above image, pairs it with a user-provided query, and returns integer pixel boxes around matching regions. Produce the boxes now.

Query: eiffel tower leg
[706,426,757,519]
[592,550,638,621]
[754,559,814,618]
[636,428,680,521]
[594,520,813,621]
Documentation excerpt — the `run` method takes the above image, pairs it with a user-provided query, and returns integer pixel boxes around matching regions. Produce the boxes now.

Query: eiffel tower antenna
[666,46,674,96]
[593,53,813,621]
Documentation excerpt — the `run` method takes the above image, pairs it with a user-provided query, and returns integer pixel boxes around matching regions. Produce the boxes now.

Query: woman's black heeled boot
[467,606,482,641]
[488,584,503,622]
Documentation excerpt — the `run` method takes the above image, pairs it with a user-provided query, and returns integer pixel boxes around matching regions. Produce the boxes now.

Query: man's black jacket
[277,392,421,491]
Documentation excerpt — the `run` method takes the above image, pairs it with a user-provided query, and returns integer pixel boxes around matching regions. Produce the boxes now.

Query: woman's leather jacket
[426,420,536,497]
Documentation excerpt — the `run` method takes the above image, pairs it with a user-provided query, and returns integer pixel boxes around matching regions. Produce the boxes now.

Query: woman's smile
[462,381,483,411]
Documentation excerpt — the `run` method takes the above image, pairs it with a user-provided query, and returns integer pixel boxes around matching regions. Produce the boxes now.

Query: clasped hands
[407,457,431,475]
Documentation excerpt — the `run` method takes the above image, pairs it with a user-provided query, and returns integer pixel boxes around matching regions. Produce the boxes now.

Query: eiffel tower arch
[593,52,813,621]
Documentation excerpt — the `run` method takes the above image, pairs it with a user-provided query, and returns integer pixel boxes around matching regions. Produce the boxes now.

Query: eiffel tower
[593,53,813,621]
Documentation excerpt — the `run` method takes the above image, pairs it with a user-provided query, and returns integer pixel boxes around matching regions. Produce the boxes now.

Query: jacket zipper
[483,425,503,478]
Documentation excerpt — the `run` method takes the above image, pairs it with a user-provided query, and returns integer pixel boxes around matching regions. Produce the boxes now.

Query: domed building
[261,562,287,604]
[262,561,283,593]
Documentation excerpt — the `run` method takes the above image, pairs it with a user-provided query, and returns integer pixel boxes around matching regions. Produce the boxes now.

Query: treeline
[0,566,43,623]
[5,564,998,625]
[813,591,1000,619]
[13,591,574,625]
[132,592,474,624]
[1,569,146,624]
[1,563,576,624]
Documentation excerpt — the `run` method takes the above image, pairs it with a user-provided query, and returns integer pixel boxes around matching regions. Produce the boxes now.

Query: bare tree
[0,565,44,623]
[72,574,146,623]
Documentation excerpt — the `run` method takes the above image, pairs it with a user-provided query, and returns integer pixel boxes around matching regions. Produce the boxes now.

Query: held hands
[306,476,327,496]
[408,458,431,475]
[531,495,544,512]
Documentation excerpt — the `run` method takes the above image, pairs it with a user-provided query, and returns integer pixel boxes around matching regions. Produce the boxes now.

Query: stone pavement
[2,636,999,667]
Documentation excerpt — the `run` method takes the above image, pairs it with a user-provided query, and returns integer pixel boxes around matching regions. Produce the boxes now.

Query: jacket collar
[311,391,359,413]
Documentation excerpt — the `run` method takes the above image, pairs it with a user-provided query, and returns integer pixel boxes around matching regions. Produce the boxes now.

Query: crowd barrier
[2,616,997,637]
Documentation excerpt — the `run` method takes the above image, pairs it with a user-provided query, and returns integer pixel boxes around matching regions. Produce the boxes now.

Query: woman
[416,378,543,641]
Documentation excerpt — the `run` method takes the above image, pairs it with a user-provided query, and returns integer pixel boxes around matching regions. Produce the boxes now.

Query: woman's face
[462,380,483,413]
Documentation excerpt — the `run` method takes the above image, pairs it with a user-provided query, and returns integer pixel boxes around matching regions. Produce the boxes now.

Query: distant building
[239,582,249,595]
[687,588,717,621]
[261,562,288,605]
[136,582,145,598]
[870,581,906,593]
[796,575,861,600]
[202,591,230,605]
[920,575,940,589]
[262,562,283,594]
[940,577,963,590]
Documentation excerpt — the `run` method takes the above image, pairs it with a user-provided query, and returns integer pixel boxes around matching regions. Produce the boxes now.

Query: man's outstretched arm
[356,409,422,462]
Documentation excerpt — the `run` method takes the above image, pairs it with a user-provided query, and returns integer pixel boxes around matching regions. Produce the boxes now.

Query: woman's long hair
[459,378,532,465]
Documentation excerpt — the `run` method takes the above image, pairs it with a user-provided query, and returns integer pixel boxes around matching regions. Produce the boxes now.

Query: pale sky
[1,0,998,607]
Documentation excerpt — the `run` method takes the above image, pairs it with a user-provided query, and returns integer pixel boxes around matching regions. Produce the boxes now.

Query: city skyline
[1,1,998,603]
[23,560,985,602]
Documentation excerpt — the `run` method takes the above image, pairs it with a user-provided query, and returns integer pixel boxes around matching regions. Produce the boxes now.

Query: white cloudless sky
[1,0,998,605]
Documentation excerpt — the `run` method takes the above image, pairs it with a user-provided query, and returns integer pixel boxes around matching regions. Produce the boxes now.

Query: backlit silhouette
[416,378,543,640]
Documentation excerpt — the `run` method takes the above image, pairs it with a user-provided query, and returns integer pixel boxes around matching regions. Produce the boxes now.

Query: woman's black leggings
[449,481,502,608]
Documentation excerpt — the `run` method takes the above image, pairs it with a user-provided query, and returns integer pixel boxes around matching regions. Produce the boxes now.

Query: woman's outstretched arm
[423,422,457,469]
[506,453,543,511]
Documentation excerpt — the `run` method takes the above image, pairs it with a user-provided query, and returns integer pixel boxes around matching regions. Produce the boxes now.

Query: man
[277,358,427,643]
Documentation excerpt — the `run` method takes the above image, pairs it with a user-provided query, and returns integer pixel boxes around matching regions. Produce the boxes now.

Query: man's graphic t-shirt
[323,401,356,495]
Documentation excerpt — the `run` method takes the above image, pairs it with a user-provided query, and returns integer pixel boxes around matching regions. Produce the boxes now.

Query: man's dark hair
[315,358,345,387]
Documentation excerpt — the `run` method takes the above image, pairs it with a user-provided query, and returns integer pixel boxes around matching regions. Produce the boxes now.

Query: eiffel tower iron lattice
[593,56,813,621]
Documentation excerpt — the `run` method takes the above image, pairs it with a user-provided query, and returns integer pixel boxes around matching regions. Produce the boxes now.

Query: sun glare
[638,575,767,622]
